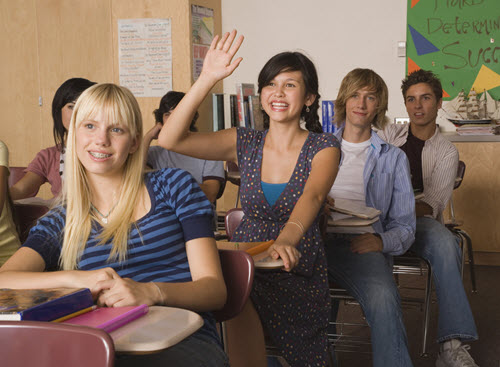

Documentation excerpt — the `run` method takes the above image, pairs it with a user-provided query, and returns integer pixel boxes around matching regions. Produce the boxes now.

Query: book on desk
[329,198,381,227]
[0,288,93,321]
[217,240,284,269]
[63,304,149,333]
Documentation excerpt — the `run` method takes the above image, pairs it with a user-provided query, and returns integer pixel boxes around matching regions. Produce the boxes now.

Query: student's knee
[360,279,401,322]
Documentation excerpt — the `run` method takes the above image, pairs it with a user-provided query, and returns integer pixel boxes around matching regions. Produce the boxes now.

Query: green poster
[406,0,500,100]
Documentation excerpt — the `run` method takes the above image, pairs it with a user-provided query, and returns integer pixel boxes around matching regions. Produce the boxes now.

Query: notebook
[0,288,93,321]
[330,198,381,220]
[63,304,149,333]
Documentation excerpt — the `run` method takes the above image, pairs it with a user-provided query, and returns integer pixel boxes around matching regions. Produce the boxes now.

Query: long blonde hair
[60,83,144,270]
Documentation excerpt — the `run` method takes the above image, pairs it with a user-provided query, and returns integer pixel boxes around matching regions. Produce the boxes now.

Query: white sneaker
[436,339,479,367]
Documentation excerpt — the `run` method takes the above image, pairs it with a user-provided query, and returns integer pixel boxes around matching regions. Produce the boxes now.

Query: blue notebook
[0,288,94,321]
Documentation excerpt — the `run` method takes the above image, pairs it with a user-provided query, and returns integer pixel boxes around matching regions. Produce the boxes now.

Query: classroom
[0,0,499,366]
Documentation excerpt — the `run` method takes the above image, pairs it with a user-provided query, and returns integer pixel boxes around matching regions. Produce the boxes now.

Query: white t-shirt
[328,139,374,234]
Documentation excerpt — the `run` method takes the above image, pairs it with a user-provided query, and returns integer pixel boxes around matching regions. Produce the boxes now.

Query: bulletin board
[406,0,500,100]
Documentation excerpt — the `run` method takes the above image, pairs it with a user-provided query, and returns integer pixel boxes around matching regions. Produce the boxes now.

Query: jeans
[326,233,413,367]
[411,217,478,343]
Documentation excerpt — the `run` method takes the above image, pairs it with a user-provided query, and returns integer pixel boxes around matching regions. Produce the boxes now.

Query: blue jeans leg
[326,234,413,367]
[411,217,478,343]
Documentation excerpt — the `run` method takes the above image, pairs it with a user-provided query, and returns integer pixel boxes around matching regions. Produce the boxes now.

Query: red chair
[13,203,49,243]
[214,249,254,351]
[8,166,27,187]
[214,250,254,322]
[224,208,244,240]
[0,321,114,367]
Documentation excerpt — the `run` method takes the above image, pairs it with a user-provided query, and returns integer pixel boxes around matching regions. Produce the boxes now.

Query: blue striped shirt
[334,129,416,255]
[23,168,219,341]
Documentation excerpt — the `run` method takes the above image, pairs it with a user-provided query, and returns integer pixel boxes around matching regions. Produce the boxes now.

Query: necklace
[90,202,118,224]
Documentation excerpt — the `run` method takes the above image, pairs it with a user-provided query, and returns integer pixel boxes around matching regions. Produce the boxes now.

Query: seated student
[158,31,340,366]
[325,68,415,367]
[378,69,478,367]
[10,78,96,200]
[0,141,21,266]
[143,91,225,204]
[0,83,228,367]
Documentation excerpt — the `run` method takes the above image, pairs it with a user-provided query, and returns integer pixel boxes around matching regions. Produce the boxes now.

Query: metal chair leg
[420,261,432,357]
[456,229,477,293]
[234,189,240,208]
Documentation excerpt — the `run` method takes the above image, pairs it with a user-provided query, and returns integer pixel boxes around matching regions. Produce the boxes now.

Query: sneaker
[436,340,479,367]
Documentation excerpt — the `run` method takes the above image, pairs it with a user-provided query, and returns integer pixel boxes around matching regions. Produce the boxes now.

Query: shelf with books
[236,83,255,128]
[322,100,336,133]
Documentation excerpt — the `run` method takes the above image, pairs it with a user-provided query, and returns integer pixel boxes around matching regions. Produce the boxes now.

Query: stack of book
[212,83,264,132]
[0,288,148,333]
[456,124,500,136]
[322,100,336,133]
[329,198,381,226]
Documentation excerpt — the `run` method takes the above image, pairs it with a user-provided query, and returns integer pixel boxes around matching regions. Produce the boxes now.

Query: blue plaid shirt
[334,128,416,255]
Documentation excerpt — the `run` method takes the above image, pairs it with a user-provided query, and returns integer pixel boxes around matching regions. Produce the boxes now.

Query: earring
[306,106,310,113]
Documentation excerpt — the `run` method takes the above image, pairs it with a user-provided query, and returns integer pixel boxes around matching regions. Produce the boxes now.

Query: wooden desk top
[110,306,203,353]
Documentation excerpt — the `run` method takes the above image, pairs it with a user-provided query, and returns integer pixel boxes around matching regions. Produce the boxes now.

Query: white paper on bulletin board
[191,5,214,80]
[118,18,172,97]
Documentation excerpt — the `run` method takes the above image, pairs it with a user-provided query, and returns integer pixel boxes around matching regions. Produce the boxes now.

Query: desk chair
[224,208,245,239]
[14,203,49,243]
[225,161,241,208]
[214,249,254,351]
[8,166,26,187]
[0,320,115,367]
[445,160,477,292]
[393,253,433,357]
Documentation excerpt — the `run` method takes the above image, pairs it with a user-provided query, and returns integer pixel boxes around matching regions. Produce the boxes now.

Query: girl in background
[158,30,340,366]
[0,83,228,366]
[10,78,95,200]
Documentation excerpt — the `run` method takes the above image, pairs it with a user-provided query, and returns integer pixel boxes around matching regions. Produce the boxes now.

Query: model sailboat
[442,89,499,126]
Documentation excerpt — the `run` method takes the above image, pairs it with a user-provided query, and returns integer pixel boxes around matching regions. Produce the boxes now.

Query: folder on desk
[63,304,149,333]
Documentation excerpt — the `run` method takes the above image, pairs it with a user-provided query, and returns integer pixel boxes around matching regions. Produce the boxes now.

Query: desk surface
[110,306,203,353]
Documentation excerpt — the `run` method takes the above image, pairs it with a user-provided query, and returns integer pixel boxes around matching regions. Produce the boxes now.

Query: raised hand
[200,29,244,83]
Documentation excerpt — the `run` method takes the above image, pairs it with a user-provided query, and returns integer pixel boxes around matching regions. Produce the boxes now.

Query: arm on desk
[95,237,227,312]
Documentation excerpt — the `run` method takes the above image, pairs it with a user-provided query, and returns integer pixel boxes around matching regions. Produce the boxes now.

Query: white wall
[221,0,455,131]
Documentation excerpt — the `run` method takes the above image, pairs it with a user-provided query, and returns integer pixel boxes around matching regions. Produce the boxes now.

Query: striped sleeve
[378,151,416,255]
[22,207,65,270]
[421,140,458,220]
[156,169,214,242]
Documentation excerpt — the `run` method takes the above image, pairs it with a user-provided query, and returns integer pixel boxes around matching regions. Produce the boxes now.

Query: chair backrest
[8,166,27,187]
[225,161,241,186]
[0,321,114,367]
[213,249,254,322]
[454,160,466,190]
[224,208,244,240]
[14,203,49,243]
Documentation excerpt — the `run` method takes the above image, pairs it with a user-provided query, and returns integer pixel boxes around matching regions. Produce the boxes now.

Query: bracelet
[151,282,165,305]
[281,220,305,235]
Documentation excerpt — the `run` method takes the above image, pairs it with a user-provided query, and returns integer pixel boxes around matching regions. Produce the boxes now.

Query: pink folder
[63,304,149,333]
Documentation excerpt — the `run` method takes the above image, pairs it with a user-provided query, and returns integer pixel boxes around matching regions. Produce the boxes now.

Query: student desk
[110,306,203,354]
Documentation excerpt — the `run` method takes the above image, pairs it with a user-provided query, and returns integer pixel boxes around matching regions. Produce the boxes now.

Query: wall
[220,0,455,131]
[0,0,221,198]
